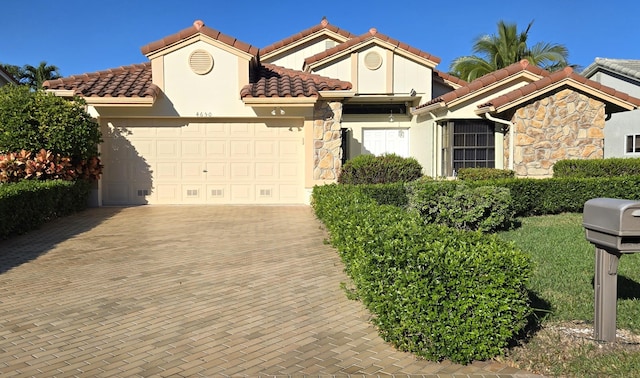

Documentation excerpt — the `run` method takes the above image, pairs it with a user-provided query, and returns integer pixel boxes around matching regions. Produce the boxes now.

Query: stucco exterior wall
[589,72,640,158]
[159,40,254,117]
[266,38,339,70]
[508,88,606,177]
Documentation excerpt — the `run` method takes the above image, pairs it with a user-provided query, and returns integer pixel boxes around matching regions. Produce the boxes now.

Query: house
[0,66,18,86]
[581,58,640,158]
[43,18,640,206]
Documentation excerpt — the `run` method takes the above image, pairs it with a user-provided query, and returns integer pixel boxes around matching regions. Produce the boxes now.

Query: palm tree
[449,21,569,81]
[21,61,61,90]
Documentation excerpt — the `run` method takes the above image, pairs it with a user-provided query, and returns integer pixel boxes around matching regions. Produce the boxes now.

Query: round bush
[338,154,423,184]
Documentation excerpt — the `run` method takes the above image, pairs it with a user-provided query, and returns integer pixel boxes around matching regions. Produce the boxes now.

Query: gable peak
[193,20,204,30]
[369,27,377,35]
[320,16,329,27]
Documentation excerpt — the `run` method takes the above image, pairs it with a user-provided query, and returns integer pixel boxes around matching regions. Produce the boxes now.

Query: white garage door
[100,121,304,205]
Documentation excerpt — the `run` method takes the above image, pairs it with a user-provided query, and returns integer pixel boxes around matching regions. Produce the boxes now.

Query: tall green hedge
[554,158,640,178]
[312,184,531,364]
[0,180,90,239]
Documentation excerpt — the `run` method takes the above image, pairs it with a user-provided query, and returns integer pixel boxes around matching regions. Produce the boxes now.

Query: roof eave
[85,97,156,107]
[318,90,356,99]
[242,97,318,106]
[411,101,446,116]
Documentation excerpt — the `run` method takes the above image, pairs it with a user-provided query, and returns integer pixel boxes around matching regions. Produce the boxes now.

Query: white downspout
[483,112,514,171]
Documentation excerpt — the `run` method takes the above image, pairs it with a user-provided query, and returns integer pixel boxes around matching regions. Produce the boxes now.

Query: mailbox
[583,198,640,252]
[583,198,640,342]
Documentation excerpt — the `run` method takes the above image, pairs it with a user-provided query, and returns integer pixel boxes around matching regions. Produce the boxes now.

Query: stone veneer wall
[313,101,343,180]
[507,88,606,178]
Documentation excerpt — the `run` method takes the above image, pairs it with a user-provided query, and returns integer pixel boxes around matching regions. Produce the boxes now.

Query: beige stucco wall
[393,54,431,95]
[507,88,606,178]
[265,38,340,70]
[155,40,255,118]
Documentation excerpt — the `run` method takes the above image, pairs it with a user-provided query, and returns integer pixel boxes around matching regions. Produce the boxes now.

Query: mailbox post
[583,198,640,342]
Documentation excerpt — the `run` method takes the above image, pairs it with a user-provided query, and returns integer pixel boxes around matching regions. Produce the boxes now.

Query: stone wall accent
[507,88,606,178]
[313,101,343,180]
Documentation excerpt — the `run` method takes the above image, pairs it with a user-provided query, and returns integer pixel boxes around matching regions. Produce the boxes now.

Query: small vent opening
[137,189,150,197]
[364,51,383,70]
[189,50,214,75]
[186,189,199,197]
[211,189,224,197]
[259,189,272,197]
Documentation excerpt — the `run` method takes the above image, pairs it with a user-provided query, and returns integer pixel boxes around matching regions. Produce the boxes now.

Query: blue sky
[1,0,637,77]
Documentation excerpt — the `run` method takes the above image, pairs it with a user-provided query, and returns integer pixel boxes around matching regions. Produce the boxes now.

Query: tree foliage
[0,85,101,160]
[0,61,61,90]
[450,20,569,81]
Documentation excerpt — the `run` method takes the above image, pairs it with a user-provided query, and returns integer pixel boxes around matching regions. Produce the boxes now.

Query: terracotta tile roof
[260,17,355,56]
[303,28,441,68]
[240,63,352,98]
[141,20,259,57]
[433,69,467,88]
[479,66,640,110]
[42,63,160,99]
[582,57,640,82]
[416,60,547,110]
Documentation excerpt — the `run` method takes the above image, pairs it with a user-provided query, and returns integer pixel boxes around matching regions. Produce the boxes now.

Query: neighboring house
[582,58,640,158]
[0,66,18,86]
[43,18,640,206]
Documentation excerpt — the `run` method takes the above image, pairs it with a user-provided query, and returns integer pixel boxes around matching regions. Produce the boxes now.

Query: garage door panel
[255,140,276,157]
[181,162,203,180]
[157,140,179,158]
[181,140,205,158]
[155,128,180,137]
[280,140,299,158]
[205,123,228,136]
[255,162,276,179]
[102,122,303,205]
[230,162,253,179]
[156,184,180,201]
[230,140,252,157]
[230,124,251,136]
[206,140,227,158]
[279,162,300,179]
[204,162,227,180]
[230,184,252,202]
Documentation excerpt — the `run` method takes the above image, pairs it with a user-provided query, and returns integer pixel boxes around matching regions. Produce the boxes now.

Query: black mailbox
[583,198,640,342]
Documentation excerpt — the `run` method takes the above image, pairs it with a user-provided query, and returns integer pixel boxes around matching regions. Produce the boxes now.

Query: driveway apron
[0,206,540,377]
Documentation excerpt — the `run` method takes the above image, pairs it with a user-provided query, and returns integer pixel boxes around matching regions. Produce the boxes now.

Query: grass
[497,213,640,376]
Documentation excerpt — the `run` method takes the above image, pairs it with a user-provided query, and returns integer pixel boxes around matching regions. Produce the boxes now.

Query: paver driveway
[0,206,540,377]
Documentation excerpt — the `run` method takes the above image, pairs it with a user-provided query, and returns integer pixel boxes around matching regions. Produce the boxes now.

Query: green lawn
[497,213,640,376]
[498,212,640,332]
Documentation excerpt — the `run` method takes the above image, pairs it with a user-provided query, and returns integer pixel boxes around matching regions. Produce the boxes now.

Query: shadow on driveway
[0,207,123,274]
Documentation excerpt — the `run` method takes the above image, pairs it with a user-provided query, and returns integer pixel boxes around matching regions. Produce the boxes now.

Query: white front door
[362,129,410,157]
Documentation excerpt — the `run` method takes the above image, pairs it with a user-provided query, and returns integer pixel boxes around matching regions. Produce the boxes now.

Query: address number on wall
[196,112,213,117]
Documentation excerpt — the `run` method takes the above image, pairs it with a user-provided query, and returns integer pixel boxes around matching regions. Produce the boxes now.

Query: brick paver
[0,206,542,377]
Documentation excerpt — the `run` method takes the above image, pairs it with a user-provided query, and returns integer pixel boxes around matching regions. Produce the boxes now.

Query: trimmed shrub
[554,158,640,178]
[406,180,514,232]
[312,184,531,364]
[467,176,640,216]
[0,180,91,239]
[338,153,423,184]
[358,182,409,207]
[457,167,515,181]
